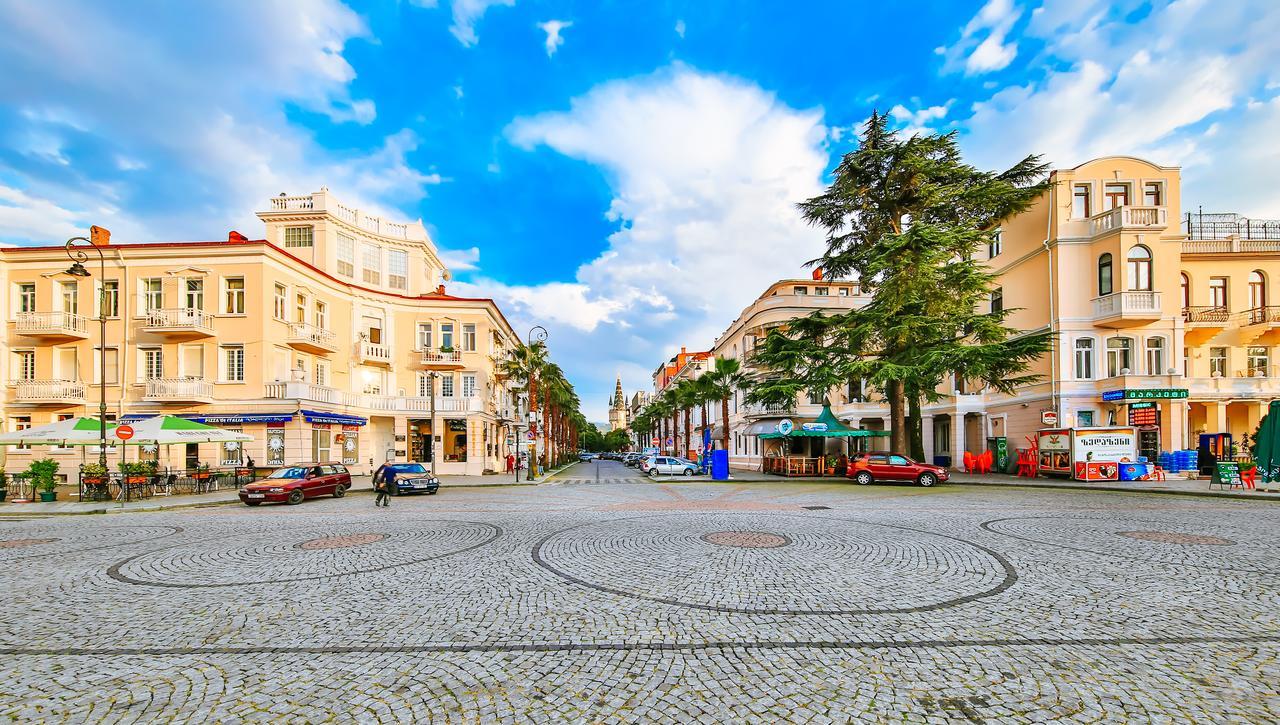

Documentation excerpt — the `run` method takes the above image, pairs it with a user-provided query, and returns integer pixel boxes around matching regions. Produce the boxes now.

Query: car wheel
[286,489,304,505]
[244,501,261,507]
[854,471,873,486]
[332,485,346,498]
[683,468,694,477]
[648,469,659,478]
[918,472,937,488]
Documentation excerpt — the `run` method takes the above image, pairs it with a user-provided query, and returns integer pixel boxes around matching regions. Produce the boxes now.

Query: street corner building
[646,156,1280,472]
[1,189,523,479]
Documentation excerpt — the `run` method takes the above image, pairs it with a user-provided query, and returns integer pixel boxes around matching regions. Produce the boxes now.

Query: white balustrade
[270,195,315,211]
[15,311,86,335]
[287,322,337,350]
[421,349,463,365]
[1092,291,1162,318]
[359,341,392,364]
[144,378,213,401]
[14,380,86,401]
[144,308,213,331]
[1089,206,1167,236]
[264,381,484,413]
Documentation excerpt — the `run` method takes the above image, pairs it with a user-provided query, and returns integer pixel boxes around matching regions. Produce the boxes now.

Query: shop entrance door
[1138,428,1160,463]
[185,443,200,470]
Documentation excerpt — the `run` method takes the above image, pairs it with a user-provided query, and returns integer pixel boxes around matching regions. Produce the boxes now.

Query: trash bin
[711,450,729,481]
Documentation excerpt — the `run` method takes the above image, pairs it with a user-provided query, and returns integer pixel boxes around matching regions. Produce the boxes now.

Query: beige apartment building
[2,189,520,477]
[682,155,1280,470]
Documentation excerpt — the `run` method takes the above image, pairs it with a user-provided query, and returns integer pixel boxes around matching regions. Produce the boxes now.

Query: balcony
[143,308,214,337]
[263,381,485,413]
[143,377,214,403]
[1092,291,1163,327]
[286,323,338,354]
[743,402,795,418]
[1088,205,1168,237]
[14,311,88,339]
[12,379,86,405]
[1242,306,1280,345]
[1182,306,1231,344]
[358,341,392,367]
[419,348,464,369]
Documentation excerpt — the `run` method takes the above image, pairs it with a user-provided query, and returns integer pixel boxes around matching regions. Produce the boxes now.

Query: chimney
[812,266,824,281]
[228,230,248,242]
[89,225,111,247]
[435,284,446,296]
[681,346,687,354]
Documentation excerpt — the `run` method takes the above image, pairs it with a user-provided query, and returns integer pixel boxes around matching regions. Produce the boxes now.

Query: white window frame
[223,276,245,315]
[184,278,204,311]
[93,346,120,385]
[1210,347,1228,378]
[221,344,245,383]
[417,323,433,351]
[1073,337,1095,380]
[16,283,35,314]
[140,278,163,314]
[362,244,382,285]
[58,280,78,314]
[1144,337,1166,376]
[14,350,35,381]
[1106,337,1133,378]
[462,323,477,352]
[440,373,455,397]
[387,249,408,290]
[314,300,327,329]
[336,234,355,277]
[462,373,477,398]
[273,284,287,320]
[140,347,164,381]
[284,226,314,248]
[95,279,120,318]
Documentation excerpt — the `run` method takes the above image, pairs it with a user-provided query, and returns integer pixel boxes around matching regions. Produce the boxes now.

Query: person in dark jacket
[373,464,392,507]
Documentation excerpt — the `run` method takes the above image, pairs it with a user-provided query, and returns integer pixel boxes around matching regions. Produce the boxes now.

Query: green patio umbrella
[1253,400,1280,492]
[0,416,116,446]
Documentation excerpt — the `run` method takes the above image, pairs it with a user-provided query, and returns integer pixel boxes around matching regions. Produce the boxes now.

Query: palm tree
[702,357,749,453]
[673,378,701,459]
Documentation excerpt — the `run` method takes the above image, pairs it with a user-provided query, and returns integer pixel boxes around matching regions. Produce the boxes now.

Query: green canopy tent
[1253,400,1280,492]
[757,405,890,476]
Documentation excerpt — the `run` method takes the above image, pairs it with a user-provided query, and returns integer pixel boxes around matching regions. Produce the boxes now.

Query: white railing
[334,203,358,224]
[1183,239,1232,254]
[14,380,86,401]
[384,222,408,238]
[359,341,392,363]
[1089,205,1167,236]
[1092,291,1162,318]
[270,195,315,211]
[421,349,463,365]
[15,311,86,335]
[144,378,213,401]
[263,381,485,413]
[145,308,213,331]
[287,322,337,350]
[743,402,795,417]
[1240,239,1280,253]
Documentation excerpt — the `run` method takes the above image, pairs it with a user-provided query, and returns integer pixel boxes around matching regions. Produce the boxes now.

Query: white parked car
[642,456,698,477]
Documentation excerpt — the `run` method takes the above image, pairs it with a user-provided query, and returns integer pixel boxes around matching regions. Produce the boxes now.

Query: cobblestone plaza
[2,463,1278,722]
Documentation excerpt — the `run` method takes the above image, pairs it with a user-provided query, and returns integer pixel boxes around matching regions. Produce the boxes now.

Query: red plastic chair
[963,451,975,473]
[979,450,993,474]
[1152,465,1167,482]
[1241,467,1257,490]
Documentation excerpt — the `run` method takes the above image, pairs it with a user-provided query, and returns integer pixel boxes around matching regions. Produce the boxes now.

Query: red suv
[239,463,352,506]
[846,452,949,487]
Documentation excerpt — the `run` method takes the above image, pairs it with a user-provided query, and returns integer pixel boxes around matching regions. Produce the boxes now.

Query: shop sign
[311,423,331,430]
[777,419,795,436]
[342,430,359,465]
[1073,429,1137,464]
[447,419,468,432]
[266,427,285,466]
[801,422,828,432]
[1040,410,1059,426]
[1128,402,1160,427]
[1102,388,1188,402]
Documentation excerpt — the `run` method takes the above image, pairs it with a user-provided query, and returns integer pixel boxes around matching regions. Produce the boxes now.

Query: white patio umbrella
[0,416,116,446]
[123,415,253,445]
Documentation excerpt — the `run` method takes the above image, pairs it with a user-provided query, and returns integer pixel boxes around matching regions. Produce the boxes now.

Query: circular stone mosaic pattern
[0,525,181,562]
[0,538,59,549]
[701,531,791,549]
[297,533,388,550]
[533,512,1015,614]
[1118,530,1236,546]
[107,520,501,588]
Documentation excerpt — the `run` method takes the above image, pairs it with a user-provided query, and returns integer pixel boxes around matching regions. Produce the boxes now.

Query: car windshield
[267,467,308,479]
[388,464,427,474]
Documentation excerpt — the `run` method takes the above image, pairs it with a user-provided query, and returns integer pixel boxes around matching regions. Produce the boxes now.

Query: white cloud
[537,19,572,57]
[888,100,954,136]
[491,66,829,418]
[675,19,686,38]
[0,185,93,244]
[438,245,481,272]
[448,0,516,46]
[941,0,1023,75]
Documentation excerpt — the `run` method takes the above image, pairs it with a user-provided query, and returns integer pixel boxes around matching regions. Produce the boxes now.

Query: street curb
[951,479,1280,502]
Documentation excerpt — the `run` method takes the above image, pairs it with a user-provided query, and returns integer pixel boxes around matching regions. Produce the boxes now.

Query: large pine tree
[748,113,1054,457]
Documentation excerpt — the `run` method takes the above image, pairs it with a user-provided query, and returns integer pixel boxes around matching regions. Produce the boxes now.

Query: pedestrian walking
[373,463,391,507]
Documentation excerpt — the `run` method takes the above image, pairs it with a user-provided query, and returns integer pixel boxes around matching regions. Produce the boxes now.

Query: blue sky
[2,0,1279,420]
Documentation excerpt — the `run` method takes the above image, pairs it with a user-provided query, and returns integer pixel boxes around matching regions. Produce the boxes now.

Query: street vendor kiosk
[1036,426,1139,481]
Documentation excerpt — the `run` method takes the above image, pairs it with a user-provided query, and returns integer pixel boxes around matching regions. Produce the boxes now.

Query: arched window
[1127,246,1152,291]
[1249,270,1267,310]
[1107,337,1133,377]
[1181,272,1190,309]
[1098,253,1113,296]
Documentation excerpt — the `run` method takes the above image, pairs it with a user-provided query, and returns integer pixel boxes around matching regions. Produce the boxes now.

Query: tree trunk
[907,391,926,461]
[888,379,907,453]
[721,397,730,452]
[700,402,709,454]
[683,408,691,457]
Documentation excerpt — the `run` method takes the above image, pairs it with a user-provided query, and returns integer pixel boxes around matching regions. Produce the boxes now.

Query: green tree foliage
[749,113,1054,456]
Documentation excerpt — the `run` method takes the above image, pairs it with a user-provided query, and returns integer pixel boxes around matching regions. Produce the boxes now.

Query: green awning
[757,405,889,438]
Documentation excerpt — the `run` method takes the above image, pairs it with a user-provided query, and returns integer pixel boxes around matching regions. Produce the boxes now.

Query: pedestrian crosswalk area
[545,460,656,485]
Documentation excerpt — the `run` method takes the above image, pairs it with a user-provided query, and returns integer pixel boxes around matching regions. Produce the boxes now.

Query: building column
[1167,400,1188,453]
[1208,401,1229,435]
[951,413,966,465]
[921,415,935,461]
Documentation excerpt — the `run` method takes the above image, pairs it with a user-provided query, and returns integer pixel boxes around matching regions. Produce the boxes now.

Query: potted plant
[28,458,60,502]
[82,462,108,486]
[118,461,152,486]
[825,455,839,476]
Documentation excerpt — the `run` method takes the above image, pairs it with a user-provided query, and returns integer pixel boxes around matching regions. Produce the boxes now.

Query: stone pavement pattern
[2,460,1279,722]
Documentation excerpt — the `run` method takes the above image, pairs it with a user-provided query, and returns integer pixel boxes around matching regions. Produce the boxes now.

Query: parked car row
[237,461,441,506]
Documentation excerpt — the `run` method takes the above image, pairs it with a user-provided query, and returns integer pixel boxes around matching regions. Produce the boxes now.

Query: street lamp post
[64,236,108,484]
[427,370,439,479]
[526,325,547,481]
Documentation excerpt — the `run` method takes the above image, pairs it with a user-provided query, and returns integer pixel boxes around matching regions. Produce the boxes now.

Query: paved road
[2,466,1278,722]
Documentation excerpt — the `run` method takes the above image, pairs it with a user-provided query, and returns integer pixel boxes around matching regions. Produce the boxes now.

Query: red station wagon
[846,452,949,487]
[239,463,352,506]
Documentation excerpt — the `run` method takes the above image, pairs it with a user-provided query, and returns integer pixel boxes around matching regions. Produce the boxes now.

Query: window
[1098,254,1113,296]
[1145,337,1165,375]
[1210,347,1228,377]
[1077,411,1095,427]
[1126,246,1152,291]
[273,284,287,320]
[388,249,407,290]
[889,455,909,466]
[17,283,35,313]
[141,278,162,313]
[1103,182,1129,210]
[814,287,829,296]
[295,293,308,324]
[12,416,31,450]
[14,350,35,381]
[991,287,1003,314]
[1072,184,1091,218]
[60,281,78,314]
[336,234,355,277]
[847,378,866,402]
[96,280,119,318]
[1209,277,1228,309]
[312,360,328,386]
[221,345,245,382]
[314,300,327,329]
[989,228,1003,258]
[362,369,385,395]
[1250,271,1267,310]
[93,347,119,384]
[462,373,477,398]
[1184,347,1190,376]
[463,323,476,352]
[142,348,164,380]
[441,373,455,397]
[312,428,331,462]
[793,286,808,295]
[1248,347,1270,377]
[184,278,203,310]
[223,277,245,314]
[362,244,381,285]
[417,372,434,397]
[838,287,849,296]
[1074,338,1095,380]
[55,347,78,381]
[284,226,313,248]
[1106,337,1133,377]
[440,323,455,350]
[1181,273,1190,309]
[417,323,433,350]
[1143,182,1163,206]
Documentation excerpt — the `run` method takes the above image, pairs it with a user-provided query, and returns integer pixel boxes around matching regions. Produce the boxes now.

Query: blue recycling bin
[711,450,729,480]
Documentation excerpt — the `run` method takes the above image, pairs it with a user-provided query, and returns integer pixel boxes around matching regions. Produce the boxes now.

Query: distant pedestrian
[373,464,391,507]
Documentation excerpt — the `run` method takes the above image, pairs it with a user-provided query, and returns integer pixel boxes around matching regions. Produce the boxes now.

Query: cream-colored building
[689,155,1280,470]
[3,189,521,478]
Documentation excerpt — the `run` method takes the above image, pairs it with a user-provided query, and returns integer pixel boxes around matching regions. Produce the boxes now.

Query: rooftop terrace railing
[1186,211,1280,240]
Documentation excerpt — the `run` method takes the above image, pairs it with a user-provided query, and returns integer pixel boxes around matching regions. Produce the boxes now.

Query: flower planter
[125,476,148,485]
[38,491,57,502]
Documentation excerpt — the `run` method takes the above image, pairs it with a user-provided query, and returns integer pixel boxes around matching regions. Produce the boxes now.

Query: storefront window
[222,430,244,465]
[312,428,331,462]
